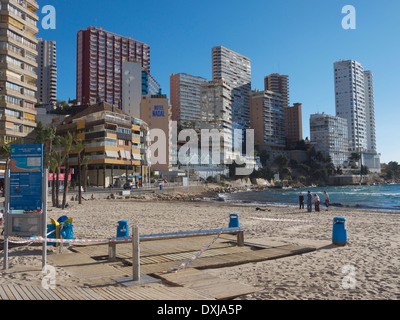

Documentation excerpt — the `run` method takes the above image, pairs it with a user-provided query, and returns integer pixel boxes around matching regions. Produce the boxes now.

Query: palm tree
[49,151,64,207]
[73,138,88,204]
[49,152,57,207]
[34,122,56,169]
[59,132,73,209]
[0,144,10,197]
[81,155,91,192]
[0,144,10,171]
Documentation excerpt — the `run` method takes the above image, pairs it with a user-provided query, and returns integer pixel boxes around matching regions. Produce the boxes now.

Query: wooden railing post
[237,230,244,247]
[108,242,116,261]
[132,226,140,282]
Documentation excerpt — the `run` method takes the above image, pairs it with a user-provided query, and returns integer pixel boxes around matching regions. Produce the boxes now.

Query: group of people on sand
[298,191,330,212]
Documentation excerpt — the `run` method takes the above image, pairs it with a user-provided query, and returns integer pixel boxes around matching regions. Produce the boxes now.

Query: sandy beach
[0,188,399,300]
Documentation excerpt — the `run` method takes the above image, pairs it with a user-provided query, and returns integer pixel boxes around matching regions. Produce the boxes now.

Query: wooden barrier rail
[108,227,244,262]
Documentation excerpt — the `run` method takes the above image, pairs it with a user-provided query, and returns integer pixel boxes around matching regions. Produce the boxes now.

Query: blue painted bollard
[229,214,239,228]
[117,220,129,238]
[332,217,347,246]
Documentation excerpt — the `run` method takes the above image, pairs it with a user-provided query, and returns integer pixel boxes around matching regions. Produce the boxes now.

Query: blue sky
[37,0,400,163]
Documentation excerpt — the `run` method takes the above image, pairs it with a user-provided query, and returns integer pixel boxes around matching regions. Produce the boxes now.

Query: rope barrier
[4,215,334,273]
[5,217,331,245]
[160,231,223,274]
[246,217,333,224]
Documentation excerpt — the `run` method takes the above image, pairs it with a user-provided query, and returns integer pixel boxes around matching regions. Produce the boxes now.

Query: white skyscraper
[334,60,367,152]
[212,46,251,131]
[334,60,380,172]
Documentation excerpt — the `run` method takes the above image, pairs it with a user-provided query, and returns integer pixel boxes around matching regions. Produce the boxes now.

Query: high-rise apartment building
[334,60,368,152]
[36,39,57,105]
[334,60,380,172]
[264,73,302,146]
[200,79,233,162]
[284,102,303,145]
[212,46,251,132]
[310,113,349,167]
[0,0,39,144]
[364,71,376,153]
[121,60,142,119]
[121,59,161,119]
[264,73,289,108]
[250,90,285,152]
[170,73,206,129]
[76,27,150,106]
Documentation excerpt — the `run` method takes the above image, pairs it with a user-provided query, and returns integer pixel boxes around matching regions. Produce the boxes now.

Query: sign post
[3,144,48,270]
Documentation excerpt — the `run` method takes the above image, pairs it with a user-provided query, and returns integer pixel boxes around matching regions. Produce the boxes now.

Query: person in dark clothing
[299,192,304,209]
[306,191,314,212]
[324,191,330,209]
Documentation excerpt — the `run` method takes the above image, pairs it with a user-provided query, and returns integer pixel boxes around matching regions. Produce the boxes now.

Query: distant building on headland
[310,113,349,167]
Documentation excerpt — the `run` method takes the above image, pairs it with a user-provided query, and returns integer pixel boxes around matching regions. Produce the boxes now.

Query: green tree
[274,154,290,179]
[274,154,289,169]
[49,151,64,207]
[350,152,361,163]
[385,161,400,180]
[259,150,270,167]
[0,144,11,172]
[34,122,56,168]
[360,165,369,176]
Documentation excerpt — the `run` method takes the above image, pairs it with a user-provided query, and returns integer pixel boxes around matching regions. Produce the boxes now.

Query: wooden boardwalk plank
[25,285,47,300]
[12,285,31,300]
[90,288,111,300]
[0,286,10,300]
[158,269,260,300]
[18,285,39,300]
[2,285,16,300]
[7,284,22,300]
[25,285,54,301]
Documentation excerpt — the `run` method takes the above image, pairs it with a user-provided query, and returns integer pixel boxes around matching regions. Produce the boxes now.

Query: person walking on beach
[306,191,314,212]
[324,191,330,209]
[314,194,320,212]
[299,192,304,209]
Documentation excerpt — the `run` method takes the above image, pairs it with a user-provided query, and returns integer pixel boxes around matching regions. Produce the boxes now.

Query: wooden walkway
[1,234,316,300]
[0,282,213,300]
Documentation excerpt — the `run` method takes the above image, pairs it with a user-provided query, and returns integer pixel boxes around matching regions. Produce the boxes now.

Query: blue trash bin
[229,214,240,228]
[332,217,347,246]
[60,222,74,240]
[159,184,163,190]
[57,216,69,224]
[117,221,129,238]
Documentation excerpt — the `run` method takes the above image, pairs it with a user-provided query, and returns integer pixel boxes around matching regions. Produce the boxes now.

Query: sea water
[219,184,400,212]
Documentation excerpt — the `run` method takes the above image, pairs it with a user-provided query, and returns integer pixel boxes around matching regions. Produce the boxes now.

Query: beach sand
[0,194,399,300]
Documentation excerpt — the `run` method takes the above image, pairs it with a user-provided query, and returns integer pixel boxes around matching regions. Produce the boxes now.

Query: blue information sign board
[9,144,43,211]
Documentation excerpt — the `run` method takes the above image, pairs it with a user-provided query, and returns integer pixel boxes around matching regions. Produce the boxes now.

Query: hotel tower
[334,60,380,171]
[211,46,251,132]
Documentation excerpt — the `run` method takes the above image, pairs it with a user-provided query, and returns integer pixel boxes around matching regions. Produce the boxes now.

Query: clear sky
[36,0,400,164]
